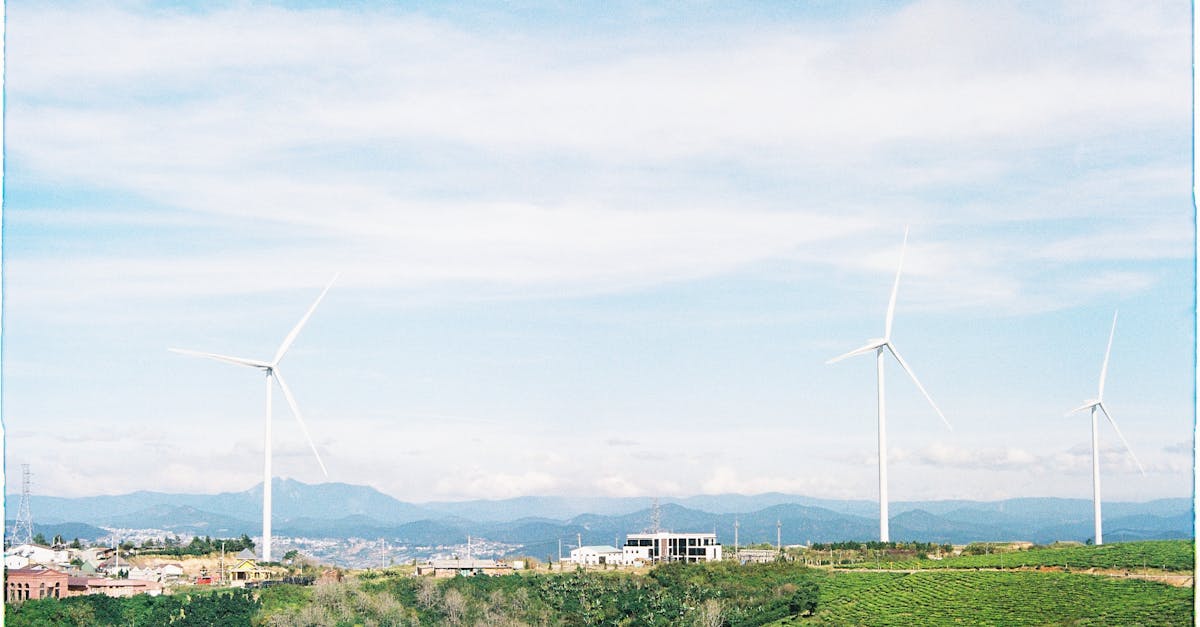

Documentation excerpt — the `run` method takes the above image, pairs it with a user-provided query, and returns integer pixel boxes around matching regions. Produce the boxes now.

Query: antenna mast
[9,464,34,547]
[651,498,661,533]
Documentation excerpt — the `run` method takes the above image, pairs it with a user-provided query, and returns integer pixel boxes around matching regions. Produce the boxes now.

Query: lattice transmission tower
[9,464,34,547]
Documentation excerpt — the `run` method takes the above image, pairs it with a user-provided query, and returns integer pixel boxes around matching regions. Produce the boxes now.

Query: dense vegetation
[135,534,256,557]
[257,561,821,626]
[6,588,259,627]
[771,569,1194,626]
[832,540,1194,572]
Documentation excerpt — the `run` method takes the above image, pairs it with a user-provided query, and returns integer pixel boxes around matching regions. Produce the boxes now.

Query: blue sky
[3,1,1193,504]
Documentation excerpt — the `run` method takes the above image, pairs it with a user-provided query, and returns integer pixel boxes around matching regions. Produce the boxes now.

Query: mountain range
[7,479,1192,552]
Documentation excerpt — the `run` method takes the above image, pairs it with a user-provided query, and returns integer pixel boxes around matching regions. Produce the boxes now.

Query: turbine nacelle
[825,339,887,364]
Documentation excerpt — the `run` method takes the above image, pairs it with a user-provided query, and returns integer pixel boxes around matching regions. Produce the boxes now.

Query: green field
[835,540,1194,572]
[771,569,1193,626]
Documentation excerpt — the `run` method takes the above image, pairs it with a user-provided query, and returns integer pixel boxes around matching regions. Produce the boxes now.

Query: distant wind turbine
[170,275,337,562]
[827,227,950,542]
[1066,310,1145,546]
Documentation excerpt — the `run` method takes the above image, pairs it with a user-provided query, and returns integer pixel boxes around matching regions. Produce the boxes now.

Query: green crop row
[768,569,1193,626]
[835,539,1194,572]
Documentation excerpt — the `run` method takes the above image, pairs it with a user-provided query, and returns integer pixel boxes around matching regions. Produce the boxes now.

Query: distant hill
[3,521,111,543]
[8,478,436,527]
[6,481,1191,549]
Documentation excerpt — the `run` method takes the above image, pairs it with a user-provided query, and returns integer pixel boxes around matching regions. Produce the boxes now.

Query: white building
[623,532,722,563]
[7,544,68,568]
[569,545,624,566]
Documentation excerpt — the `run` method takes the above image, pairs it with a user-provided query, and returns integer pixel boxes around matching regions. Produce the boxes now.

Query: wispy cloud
[4,1,1191,502]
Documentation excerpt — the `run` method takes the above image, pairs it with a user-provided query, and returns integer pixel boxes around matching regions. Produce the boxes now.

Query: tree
[70,538,82,549]
[442,588,467,625]
[695,598,724,627]
[33,532,48,546]
[787,581,819,617]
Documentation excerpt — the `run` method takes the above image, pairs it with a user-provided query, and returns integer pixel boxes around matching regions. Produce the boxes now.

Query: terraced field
[836,539,1194,572]
[768,570,1193,626]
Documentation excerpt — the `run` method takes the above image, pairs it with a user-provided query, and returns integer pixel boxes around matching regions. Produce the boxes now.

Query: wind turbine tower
[171,276,337,562]
[1067,311,1145,545]
[827,228,951,542]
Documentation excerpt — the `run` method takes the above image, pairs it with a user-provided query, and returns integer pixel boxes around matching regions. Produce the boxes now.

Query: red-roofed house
[6,568,69,602]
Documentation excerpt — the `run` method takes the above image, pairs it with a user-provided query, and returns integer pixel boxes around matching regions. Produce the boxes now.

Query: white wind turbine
[1067,310,1145,546]
[170,276,337,562]
[827,228,951,542]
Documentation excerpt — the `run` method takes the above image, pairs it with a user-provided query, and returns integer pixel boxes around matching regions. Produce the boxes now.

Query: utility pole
[577,532,582,552]
[558,537,562,568]
[220,541,226,585]
[466,534,471,560]
[734,518,740,554]
[776,519,781,552]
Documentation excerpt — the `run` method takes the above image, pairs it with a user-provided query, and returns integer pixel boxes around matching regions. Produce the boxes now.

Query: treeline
[7,589,259,627]
[811,540,952,553]
[136,534,255,557]
[258,560,821,626]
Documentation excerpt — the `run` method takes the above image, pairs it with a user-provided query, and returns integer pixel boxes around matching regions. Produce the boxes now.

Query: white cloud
[432,470,564,500]
[701,466,855,497]
[891,442,1038,470]
[3,1,1191,503]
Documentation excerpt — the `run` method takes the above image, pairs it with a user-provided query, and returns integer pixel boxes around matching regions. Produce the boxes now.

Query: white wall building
[569,545,624,566]
[4,554,31,570]
[7,544,68,568]
[623,532,722,563]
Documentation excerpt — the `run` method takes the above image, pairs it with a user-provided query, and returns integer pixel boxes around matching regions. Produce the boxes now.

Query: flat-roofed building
[733,548,779,564]
[75,577,162,598]
[416,559,514,578]
[569,545,623,566]
[624,532,722,563]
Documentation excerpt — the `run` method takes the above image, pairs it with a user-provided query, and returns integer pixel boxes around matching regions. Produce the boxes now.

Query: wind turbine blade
[273,370,329,477]
[168,348,270,369]
[883,226,909,340]
[1097,402,1146,476]
[886,343,951,430]
[1098,310,1117,400]
[826,340,886,364]
[1065,401,1097,417]
[273,274,338,366]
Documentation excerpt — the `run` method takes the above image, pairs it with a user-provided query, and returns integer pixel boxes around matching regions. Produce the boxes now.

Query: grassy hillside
[770,569,1193,626]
